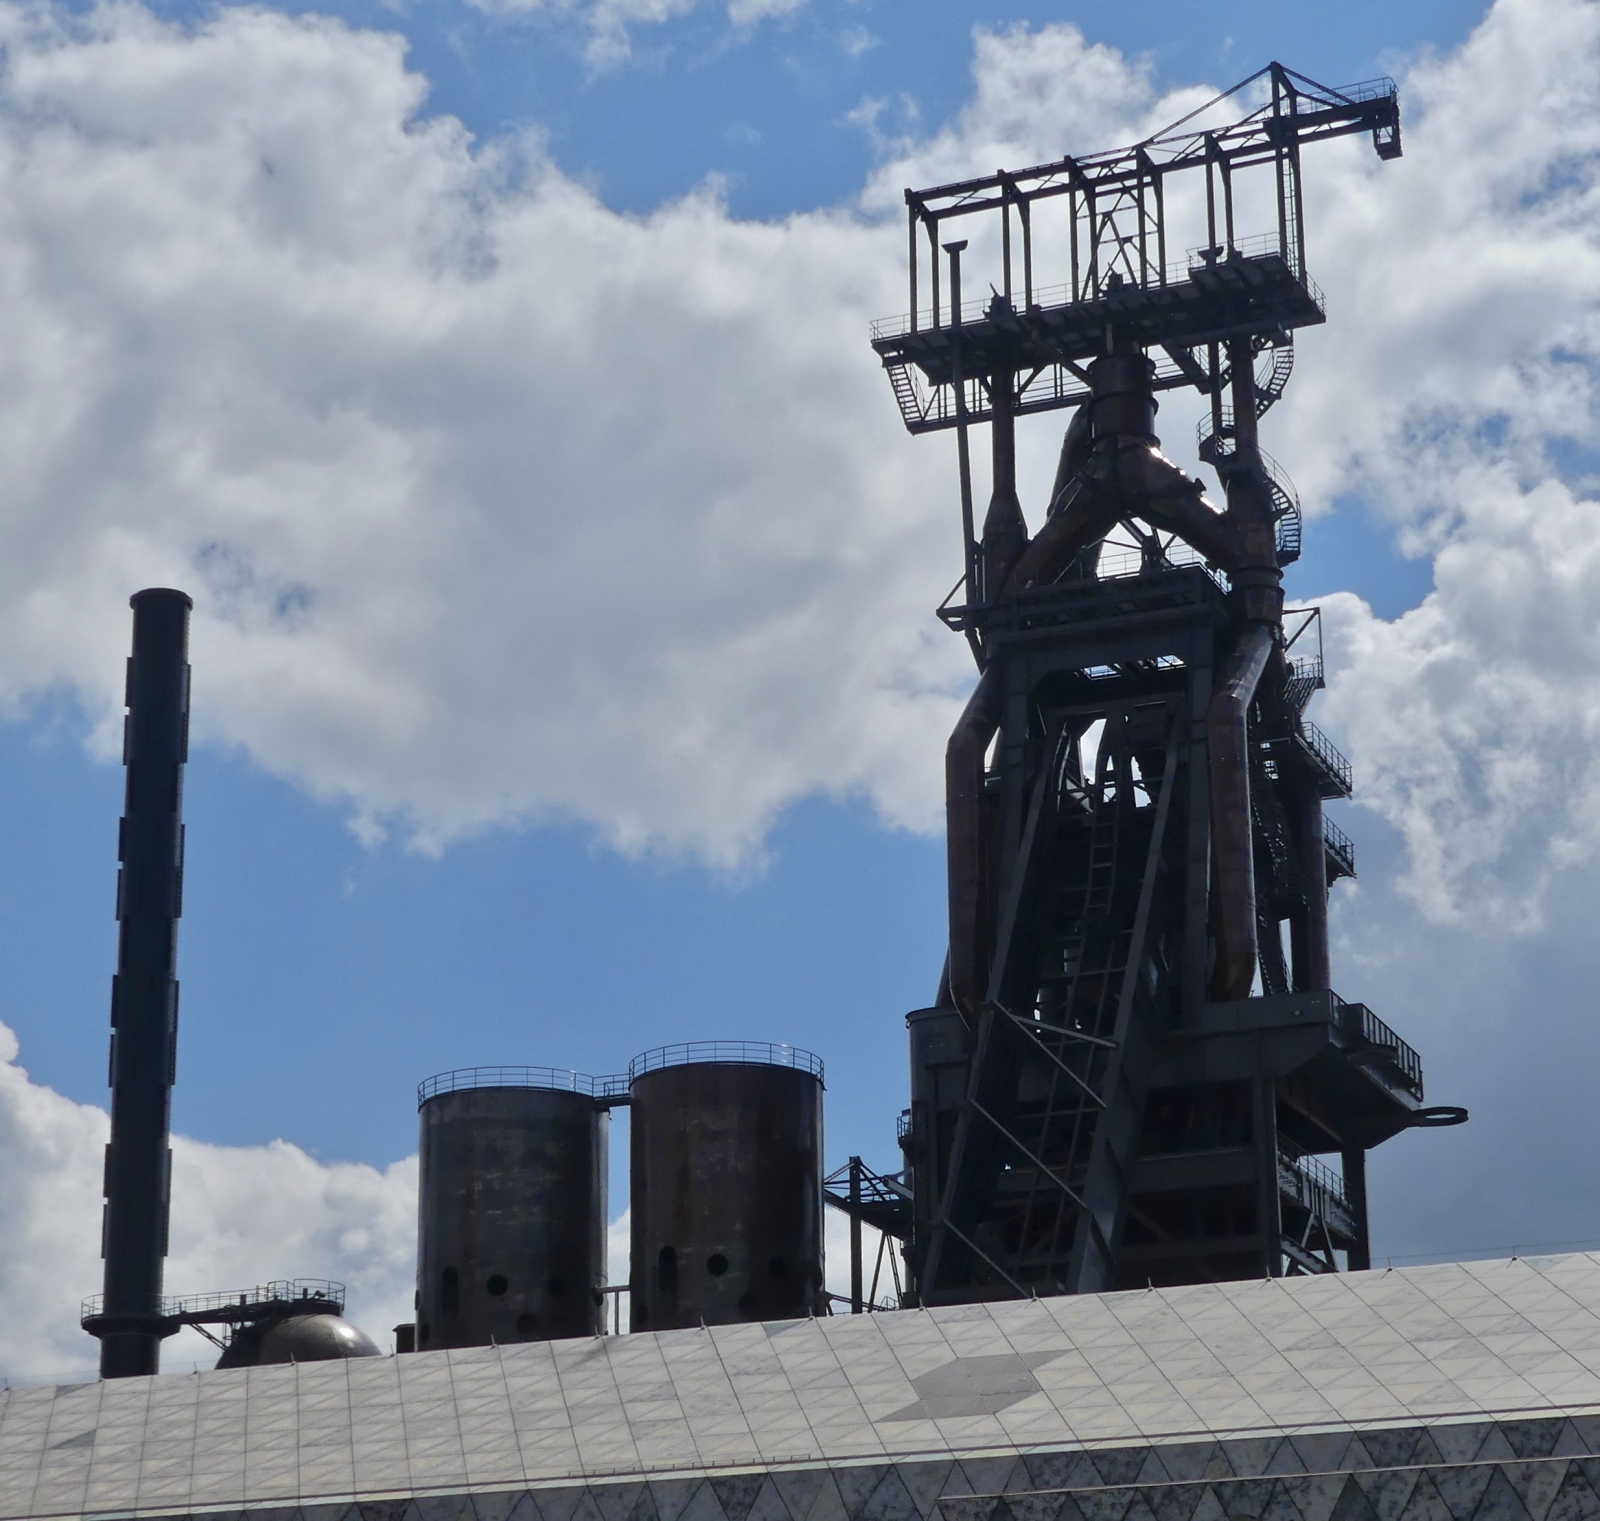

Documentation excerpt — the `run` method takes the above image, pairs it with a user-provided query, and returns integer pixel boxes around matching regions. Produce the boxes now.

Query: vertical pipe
[1154,168,1167,284]
[1021,198,1034,309]
[848,1157,863,1313]
[908,206,918,334]
[1001,191,1012,302]
[1290,141,1307,278]
[1206,625,1273,1002]
[982,371,1026,600]
[1086,187,1099,295]
[946,241,978,600]
[1274,71,1290,265]
[98,588,191,1379]
[1205,140,1218,254]
[946,667,1003,1021]
[1229,336,1260,457]
[1135,156,1148,286]
[1068,186,1079,301]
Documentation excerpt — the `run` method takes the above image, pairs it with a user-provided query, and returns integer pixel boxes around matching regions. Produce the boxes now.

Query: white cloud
[0,0,965,866]
[865,0,1600,928]
[1263,0,1600,924]
[0,0,1588,913]
[0,1020,414,1378]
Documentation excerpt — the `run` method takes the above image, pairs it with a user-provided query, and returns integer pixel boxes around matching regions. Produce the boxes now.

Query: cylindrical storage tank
[629,1043,824,1332]
[416,1069,608,1350]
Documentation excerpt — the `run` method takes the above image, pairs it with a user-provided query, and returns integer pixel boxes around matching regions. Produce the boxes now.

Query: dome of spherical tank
[215,1313,382,1369]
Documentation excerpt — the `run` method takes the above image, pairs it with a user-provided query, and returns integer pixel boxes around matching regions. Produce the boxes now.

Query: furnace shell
[628,1044,823,1331]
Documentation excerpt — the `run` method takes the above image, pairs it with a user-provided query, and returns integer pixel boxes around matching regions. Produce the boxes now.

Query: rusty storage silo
[629,1043,824,1331]
[416,1069,610,1350]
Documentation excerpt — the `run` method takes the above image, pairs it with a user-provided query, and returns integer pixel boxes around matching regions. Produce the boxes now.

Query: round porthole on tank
[706,1254,729,1277]
[486,1274,508,1297]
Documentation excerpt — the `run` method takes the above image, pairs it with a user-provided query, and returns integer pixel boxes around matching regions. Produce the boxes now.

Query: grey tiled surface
[9,1255,1600,1519]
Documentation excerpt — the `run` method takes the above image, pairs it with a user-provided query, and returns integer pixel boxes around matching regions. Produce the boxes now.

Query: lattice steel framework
[865,64,1464,1305]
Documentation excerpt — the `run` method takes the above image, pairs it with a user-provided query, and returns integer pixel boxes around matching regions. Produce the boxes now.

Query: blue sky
[5,0,1600,1371]
[143,0,1486,221]
[0,0,1452,1164]
[0,0,1497,1191]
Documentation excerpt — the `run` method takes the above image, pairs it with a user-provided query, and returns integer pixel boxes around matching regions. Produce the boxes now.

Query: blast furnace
[833,64,1468,1303]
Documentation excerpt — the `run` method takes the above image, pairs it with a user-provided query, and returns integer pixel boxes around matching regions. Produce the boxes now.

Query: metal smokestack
[94,589,192,1379]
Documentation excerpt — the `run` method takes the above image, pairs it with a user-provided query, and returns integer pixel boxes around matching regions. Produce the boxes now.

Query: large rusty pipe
[981,377,1027,599]
[1207,624,1273,1001]
[1001,481,1118,591]
[945,667,1003,1021]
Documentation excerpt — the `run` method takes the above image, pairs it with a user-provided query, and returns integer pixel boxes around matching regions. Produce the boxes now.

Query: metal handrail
[1288,654,1324,688]
[82,1279,344,1325]
[1338,999,1424,1100]
[418,1067,629,1106]
[1298,719,1353,792]
[1324,816,1356,878]
[1285,1145,1345,1204]
[627,1041,824,1083]
[869,246,1322,344]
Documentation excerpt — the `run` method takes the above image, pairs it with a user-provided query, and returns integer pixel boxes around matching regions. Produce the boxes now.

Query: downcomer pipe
[1207,625,1274,1002]
[944,667,1003,1021]
[95,589,192,1379]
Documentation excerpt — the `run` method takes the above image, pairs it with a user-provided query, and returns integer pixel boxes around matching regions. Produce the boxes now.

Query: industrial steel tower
[849,66,1465,1303]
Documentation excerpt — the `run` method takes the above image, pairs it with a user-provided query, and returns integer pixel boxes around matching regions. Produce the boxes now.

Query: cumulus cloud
[1266,0,1600,924]
[863,0,1600,928]
[0,1021,414,1379]
[0,0,1588,908]
[0,0,970,865]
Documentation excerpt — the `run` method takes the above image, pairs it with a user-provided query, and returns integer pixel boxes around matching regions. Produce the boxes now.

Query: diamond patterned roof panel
[9,1256,1600,1519]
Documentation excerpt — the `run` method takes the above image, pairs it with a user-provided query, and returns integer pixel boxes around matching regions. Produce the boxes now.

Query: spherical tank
[629,1045,823,1331]
[215,1314,381,1368]
[416,1076,608,1350]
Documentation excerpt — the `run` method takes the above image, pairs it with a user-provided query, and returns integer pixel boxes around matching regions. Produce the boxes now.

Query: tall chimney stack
[94,589,192,1379]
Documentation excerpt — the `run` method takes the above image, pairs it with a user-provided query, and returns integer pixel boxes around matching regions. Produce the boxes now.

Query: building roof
[6,1253,1600,1521]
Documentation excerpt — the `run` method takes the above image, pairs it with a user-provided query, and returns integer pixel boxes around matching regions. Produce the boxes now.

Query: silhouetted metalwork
[822,1156,910,1313]
[867,66,1465,1304]
[79,595,384,1372]
[83,1279,380,1366]
[86,589,192,1378]
[629,1046,825,1330]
